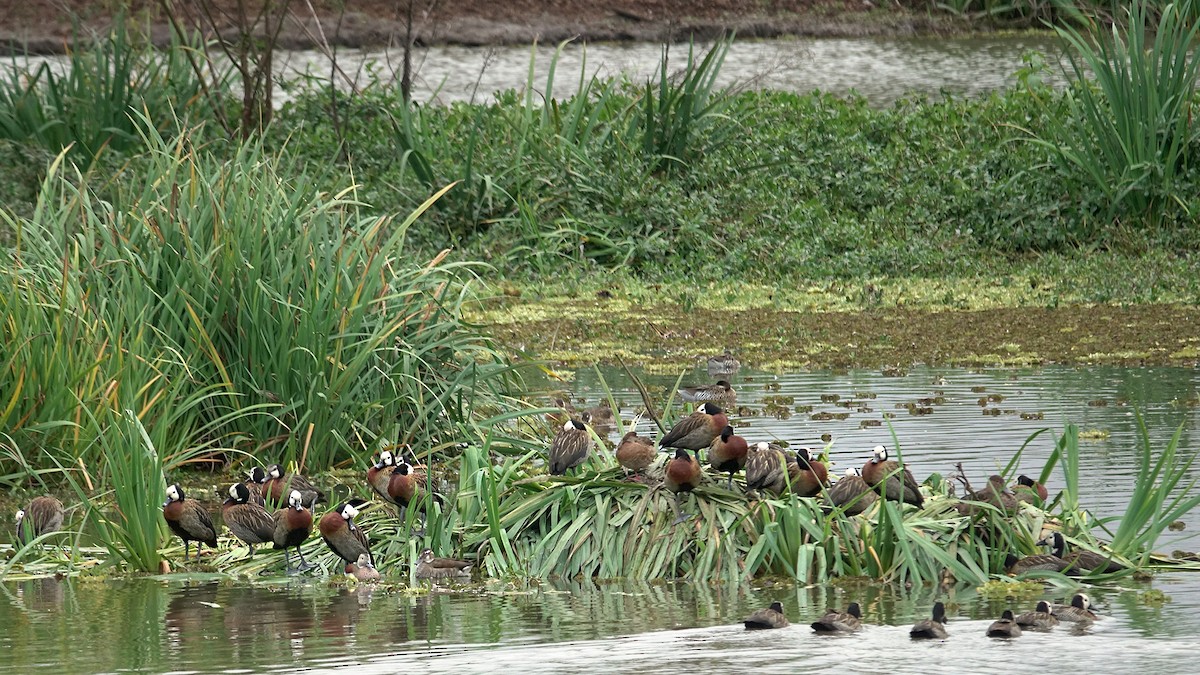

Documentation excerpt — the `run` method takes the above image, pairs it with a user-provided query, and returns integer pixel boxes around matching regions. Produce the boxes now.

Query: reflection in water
[1,576,1198,673]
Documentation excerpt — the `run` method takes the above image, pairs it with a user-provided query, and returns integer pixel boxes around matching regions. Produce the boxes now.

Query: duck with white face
[318,499,372,568]
[826,466,879,516]
[221,482,274,559]
[259,464,324,509]
[14,495,65,546]
[548,418,593,476]
[414,548,472,580]
[162,483,217,562]
[272,489,314,574]
[861,444,924,507]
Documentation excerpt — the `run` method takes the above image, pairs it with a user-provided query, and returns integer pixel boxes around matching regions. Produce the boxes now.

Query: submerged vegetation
[1,2,1200,588]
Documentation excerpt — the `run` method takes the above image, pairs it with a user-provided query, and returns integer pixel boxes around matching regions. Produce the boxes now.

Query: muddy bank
[2,1,971,55]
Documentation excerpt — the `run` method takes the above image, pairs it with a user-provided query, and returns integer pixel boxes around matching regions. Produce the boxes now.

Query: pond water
[568,364,1200,550]
[3,573,1199,674]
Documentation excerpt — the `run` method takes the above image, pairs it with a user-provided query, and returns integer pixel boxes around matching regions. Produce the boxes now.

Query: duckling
[345,553,381,582]
[162,484,217,562]
[743,601,789,630]
[415,548,472,580]
[14,495,65,545]
[616,430,656,475]
[791,447,829,498]
[956,475,1019,516]
[861,445,924,507]
[744,442,792,495]
[260,464,324,509]
[811,603,862,633]
[986,609,1022,638]
[707,425,748,489]
[1015,601,1059,629]
[909,601,949,639]
[1052,593,1097,624]
[678,380,736,403]
[549,419,593,475]
[707,349,740,376]
[826,467,879,516]
[221,483,274,558]
[1041,532,1125,574]
[659,402,727,451]
[272,489,314,574]
[319,499,372,566]
[1013,474,1048,503]
[664,448,703,521]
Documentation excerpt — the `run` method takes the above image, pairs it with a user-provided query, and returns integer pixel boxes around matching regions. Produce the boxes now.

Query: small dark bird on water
[272,489,314,574]
[743,601,789,630]
[14,495,65,545]
[659,402,727,451]
[616,430,656,475]
[319,499,372,567]
[259,464,324,509]
[415,548,473,580]
[909,601,949,639]
[986,609,1022,638]
[707,425,748,489]
[1015,601,1059,629]
[811,603,862,633]
[221,483,274,558]
[548,419,593,475]
[162,484,217,562]
[861,445,924,507]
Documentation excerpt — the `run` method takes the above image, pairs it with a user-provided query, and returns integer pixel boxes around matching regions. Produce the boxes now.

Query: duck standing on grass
[744,442,792,496]
[162,484,217,562]
[707,425,748,489]
[319,499,372,568]
[664,448,703,523]
[861,445,924,507]
[659,403,726,451]
[791,447,828,497]
[826,467,878,515]
[221,483,274,559]
[259,463,325,509]
[14,495,65,545]
[548,419,593,475]
[272,489,314,574]
[616,430,656,476]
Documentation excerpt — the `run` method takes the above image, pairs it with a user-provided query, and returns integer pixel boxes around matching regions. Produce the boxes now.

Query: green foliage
[1032,0,1200,227]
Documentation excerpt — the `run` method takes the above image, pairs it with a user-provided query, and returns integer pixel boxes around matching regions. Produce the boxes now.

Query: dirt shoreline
[1,2,972,55]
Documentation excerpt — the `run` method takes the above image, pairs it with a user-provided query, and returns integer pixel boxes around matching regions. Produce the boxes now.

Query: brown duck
[909,601,949,639]
[811,603,862,633]
[14,495,65,545]
[221,483,275,558]
[827,468,879,515]
[744,442,793,495]
[260,464,324,509]
[367,449,400,506]
[678,380,736,403]
[861,445,924,507]
[272,489,314,573]
[1052,593,1097,624]
[743,601,789,630]
[1004,546,1069,575]
[319,499,372,566]
[1042,532,1125,574]
[707,425,748,489]
[162,484,217,561]
[345,553,381,582]
[986,609,1022,638]
[659,403,727,451]
[956,475,1019,515]
[664,448,703,521]
[791,447,829,498]
[1014,474,1048,503]
[415,548,472,580]
[549,419,593,475]
[1015,601,1059,629]
[616,430,656,475]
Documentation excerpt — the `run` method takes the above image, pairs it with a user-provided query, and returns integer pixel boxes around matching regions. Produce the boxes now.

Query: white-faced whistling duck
[272,489,314,573]
[986,609,1022,638]
[1052,593,1097,624]
[811,603,862,633]
[707,425,748,490]
[415,548,472,580]
[1015,601,1059,629]
[616,430,656,475]
[221,483,274,558]
[319,499,372,566]
[162,484,217,562]
[861,445,924,507]
[1014,474,1049,503]
[743,601,789,629]
[260,464,324,509]
[664,448,703,523]
[791,447,829,498]
[744,442,791,495]
[826,467,879,516]
[678,380,736,403]
[14,495,64,545]
[659,402,727,452]
[346,553,381,582]
[909,601,949,639]
[1041,532,1125,574]
[549,419,593,475]
[956,474,1019,516]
